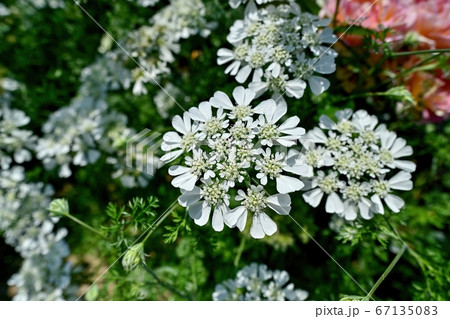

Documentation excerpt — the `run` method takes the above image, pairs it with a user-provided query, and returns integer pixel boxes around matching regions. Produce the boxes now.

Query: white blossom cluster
[161,86,312,239]
[125,0,216,95]
[1,78,36,170]
[34,53,156,188]
[301,109,416,220]
[213,263,308,300]
[0,169,74,300]
[218,0,337,101]
[0,82,75,300]
[0,78,35,172]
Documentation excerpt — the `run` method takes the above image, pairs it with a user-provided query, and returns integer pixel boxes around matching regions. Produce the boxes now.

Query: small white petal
[188,202,203,220]
[370,194,384,215]
[384,194,405,213]
[224,206,246,228]
[302,188,324,207]
[168,165,190,176]
[267,194,291,215]
[325,192,344,213]
[212,207,225,232]
[194,202,211,226]
[389,171,413,190]
[259,213,277,236]
[250,214,265,239]
[276,175,304,194]
[236,65,252,83]
[171,172,197,191]
[172,115,187,135]
[309,76,330,95]
[178,187,201,207]
[394,160,416,172]
[210,91,233,109]
[160,149,184,163]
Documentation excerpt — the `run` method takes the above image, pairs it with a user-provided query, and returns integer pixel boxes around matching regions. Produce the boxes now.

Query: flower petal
[302,188,324,207]
[384,194,405,213]
[267,193,291,215]
[212,207,224,231]
[325,192,344,213]
[276,175,304,194]
[259,213,277,236]
[250,214,265,239]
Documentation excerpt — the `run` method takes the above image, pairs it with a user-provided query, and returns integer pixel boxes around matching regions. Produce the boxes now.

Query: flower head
[213,263,308,301]
[218,1,337,100]
[161,86,310,238]
[301,109,415,220]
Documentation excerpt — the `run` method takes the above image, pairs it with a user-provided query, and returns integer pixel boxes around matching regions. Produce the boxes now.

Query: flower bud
[122,242,145,272]
[48,198,69,217]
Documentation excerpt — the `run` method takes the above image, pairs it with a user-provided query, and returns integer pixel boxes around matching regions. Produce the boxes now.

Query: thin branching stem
[364,243,407,300]
[65,213,107,239]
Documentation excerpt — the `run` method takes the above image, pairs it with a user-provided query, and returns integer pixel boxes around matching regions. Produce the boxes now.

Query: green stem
[234,236,247,267]
[65,213,107,239]
[332,0,341,27]
[383,215,438,295]
[142,202,179,243]
[363,243,407,300]
[390,49,450,57]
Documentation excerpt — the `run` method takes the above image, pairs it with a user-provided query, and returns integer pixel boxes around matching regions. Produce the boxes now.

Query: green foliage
[103,196,160,248]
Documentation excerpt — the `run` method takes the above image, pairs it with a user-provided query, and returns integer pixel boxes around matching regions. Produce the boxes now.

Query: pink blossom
[403,61,450,123]
[320,0,416,37]
[414,0,450,49]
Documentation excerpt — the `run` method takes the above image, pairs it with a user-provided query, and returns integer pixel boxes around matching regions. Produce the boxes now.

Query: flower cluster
[301,109,415,220]
[161,86,311,238]
[213,263,308,301]
[0,106,36,169]
[0,167,75,300]
[218,0,337,101]
[125,0,216,95]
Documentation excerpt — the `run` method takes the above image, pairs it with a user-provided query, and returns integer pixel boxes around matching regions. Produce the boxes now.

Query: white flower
[178,180,230,231]
[224,185,291,239]
[249,64,306,99]
[375,130,416,173]
[189,102,229,138]
[255,148,305,193]
[370,171,413,214]
[301,109,415,220]
[219,1,337,99]
[256,99,305,147]
[168,148,215,191]
[161,112,202,162]
[209,86,256,121]
[213,263,308,301]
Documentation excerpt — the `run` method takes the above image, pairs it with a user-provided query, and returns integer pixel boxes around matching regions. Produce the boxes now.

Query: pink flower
[414,0,450,49]
[403,59,450,123]
[320,0,415,38]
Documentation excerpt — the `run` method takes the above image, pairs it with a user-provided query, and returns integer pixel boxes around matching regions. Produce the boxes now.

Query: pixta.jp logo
[126,129,162,176]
